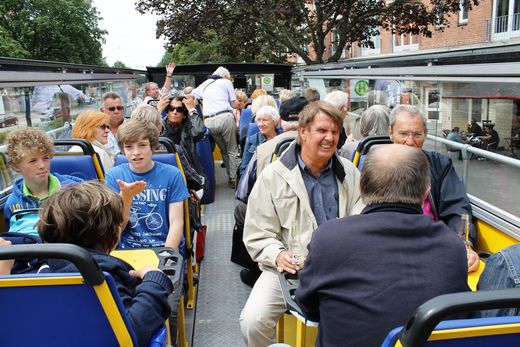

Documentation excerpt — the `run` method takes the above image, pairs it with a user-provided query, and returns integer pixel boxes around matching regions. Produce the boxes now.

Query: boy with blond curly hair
[3,127,83,234]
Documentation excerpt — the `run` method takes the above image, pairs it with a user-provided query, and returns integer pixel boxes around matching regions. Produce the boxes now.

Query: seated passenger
[239,105,282,177]
[338,104,390,160]
[388,105,480,272]
[162,95,206,175]
[476,243,520,318]
[3,128,83,235]
[232,96,308,288]
[70,110,115,170]
[239,101,361,347]
[104,119,190,258]
[295,144,470,347]
[36,181,173,347]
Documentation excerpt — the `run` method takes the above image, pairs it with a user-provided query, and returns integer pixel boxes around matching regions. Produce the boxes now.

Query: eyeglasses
[99,124,110,130]
[397,131,425,139]
[106,106,124,112]
[167,106,185,113]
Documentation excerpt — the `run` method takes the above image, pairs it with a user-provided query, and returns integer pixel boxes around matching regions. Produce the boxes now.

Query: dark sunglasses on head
[167,106,186,113]
[99,124,110,130]
[107,106,124,112]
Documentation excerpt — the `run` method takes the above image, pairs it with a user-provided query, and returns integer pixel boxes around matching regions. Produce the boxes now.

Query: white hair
[251,95,277,115]
[324,90,348,110]
[213,66,230,79]
[255,105,280,123]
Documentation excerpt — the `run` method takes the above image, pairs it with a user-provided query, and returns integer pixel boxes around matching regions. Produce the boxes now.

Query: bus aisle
[192,160,251,346]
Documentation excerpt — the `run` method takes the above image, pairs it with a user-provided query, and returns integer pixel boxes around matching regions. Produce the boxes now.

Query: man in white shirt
[192,66,243,188]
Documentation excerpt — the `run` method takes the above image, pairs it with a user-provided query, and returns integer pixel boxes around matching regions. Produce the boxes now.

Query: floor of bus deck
[191,160,251,347]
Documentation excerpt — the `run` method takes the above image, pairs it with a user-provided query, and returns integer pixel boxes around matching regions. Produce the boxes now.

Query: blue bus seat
[0,243,168,347]
[113,149,198,311]
[239,108,253,142]
[52,139,105,181]
[246,123,260,138]
[381,288,520,347]
[196,129,215,204]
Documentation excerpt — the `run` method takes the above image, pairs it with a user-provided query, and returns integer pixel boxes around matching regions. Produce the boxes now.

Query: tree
[136,0,479,65]
[0,0,106,64]
[159,29,288,65]
[113,61,128,69]
[0,26,29,58]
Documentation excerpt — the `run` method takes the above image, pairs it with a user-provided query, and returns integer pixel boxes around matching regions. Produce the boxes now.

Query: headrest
[279,96,308,122]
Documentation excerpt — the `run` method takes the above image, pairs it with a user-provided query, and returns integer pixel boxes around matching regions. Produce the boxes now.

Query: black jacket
[295,203,469,347]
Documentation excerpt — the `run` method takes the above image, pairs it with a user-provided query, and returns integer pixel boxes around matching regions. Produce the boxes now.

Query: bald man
[296,144,469,347]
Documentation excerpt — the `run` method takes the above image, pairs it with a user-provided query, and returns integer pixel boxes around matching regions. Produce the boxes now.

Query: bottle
[457,213,471,248]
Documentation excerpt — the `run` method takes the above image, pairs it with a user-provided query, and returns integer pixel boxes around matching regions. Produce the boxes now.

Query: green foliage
[0,26,29,58]
[0,0,106,64]
[136,0,479,65]
[159,29,288,65]
[112,61,128,69]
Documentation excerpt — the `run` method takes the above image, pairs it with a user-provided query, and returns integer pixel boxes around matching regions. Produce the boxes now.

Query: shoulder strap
[202,79,217,94]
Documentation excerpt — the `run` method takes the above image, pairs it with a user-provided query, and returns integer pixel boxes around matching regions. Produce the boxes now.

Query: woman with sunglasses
[70,110,115,170]
[162,95,206,176]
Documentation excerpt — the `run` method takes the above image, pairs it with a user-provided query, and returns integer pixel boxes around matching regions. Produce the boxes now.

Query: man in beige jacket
[240,101,362,347]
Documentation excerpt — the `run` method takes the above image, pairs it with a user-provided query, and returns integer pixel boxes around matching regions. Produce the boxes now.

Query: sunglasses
[167,106,185,113]
[106,106,124,112]
[99,124,110,130]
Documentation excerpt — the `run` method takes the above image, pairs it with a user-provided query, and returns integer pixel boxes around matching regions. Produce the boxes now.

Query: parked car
[0,113,19,127]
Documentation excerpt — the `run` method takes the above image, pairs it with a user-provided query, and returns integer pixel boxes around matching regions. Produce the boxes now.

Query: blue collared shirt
[297,153,339,226]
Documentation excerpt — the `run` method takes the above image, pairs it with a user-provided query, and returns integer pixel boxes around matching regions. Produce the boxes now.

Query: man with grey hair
[295,144,469,347]
[192,66,244,188]
[324,90,349,148]
[101,91,125,156]
[388,104,479,272]
[240,101,361,347]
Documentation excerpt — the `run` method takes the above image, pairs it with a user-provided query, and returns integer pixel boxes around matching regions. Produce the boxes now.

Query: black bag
[230,223,258,271]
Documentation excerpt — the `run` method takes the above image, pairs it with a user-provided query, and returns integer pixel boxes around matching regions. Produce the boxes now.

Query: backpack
[8,208,40,237]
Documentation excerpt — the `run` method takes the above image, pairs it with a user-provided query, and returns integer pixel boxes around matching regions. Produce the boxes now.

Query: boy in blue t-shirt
[105,119,189,256]
[3,127,83,235]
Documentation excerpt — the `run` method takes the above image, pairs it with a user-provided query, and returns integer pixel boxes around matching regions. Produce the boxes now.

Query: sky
[93,0,166,70]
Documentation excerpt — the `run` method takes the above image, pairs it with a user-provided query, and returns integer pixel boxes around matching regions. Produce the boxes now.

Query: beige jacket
[244,143,362,271]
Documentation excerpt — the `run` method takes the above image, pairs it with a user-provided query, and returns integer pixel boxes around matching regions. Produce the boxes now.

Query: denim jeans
[476,244,520,317]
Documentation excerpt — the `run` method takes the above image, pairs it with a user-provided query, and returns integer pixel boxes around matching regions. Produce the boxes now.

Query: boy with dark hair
[105,119,190,256]
[3,127,83,235]
[37,181,173,347]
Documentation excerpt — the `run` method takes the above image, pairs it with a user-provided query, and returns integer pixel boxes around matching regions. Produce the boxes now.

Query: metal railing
[428,134,520,233]
[484,13,520,42]
[427,134,520,187]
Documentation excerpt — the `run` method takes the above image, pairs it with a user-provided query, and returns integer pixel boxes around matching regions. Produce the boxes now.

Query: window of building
[393,32,419,52]
[459,0,469,24]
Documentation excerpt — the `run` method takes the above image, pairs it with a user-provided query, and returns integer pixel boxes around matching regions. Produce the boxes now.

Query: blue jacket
[47,250,173,347]
[3,173,83,228]
[239,128,283,177]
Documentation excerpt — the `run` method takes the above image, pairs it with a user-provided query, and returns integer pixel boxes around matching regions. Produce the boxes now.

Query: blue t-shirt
[105,161,190,252]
